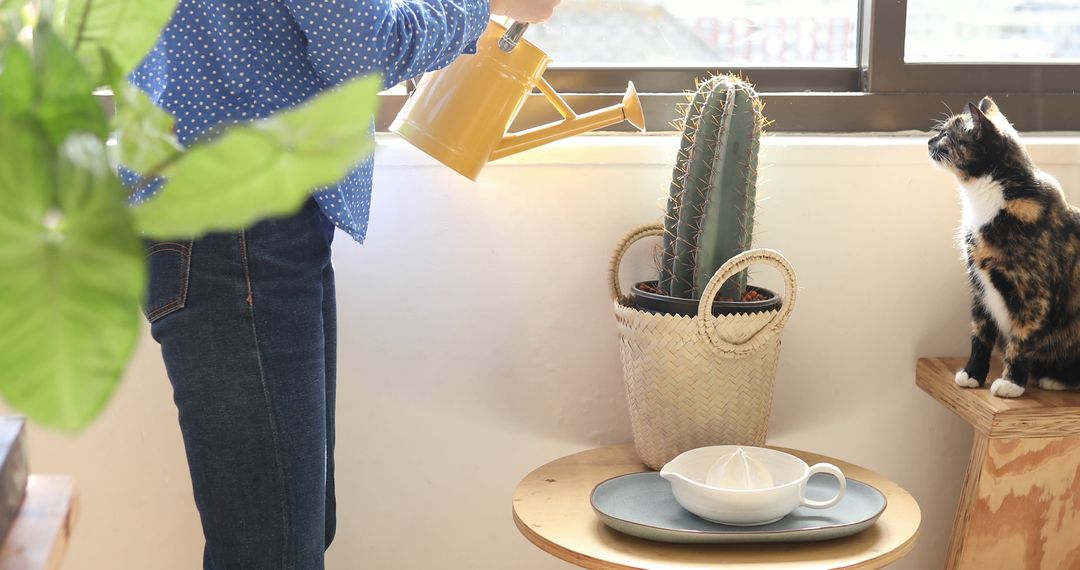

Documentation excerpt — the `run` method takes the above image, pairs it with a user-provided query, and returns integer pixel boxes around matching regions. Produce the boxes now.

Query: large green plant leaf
[0,0,20,27]
[112,83,181,173]
[0,0,23,18]
[0,39,33,114]
[0,25,107,144]
[0,121,144,431]
[35,24,107,141]
[0,11,18,60]
[64,0,177,79]
[131,73,381,238]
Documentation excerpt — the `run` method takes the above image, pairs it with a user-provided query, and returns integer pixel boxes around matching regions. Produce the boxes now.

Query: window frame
[377,0,1080,133]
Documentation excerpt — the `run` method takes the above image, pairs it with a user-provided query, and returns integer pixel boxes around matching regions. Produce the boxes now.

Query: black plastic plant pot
[630,281,782,318]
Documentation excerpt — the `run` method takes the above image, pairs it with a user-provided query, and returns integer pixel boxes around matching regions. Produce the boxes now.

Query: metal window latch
[499,22,530,53]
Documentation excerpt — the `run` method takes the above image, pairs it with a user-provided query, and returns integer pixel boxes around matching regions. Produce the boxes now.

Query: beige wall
[12,134,1080,569]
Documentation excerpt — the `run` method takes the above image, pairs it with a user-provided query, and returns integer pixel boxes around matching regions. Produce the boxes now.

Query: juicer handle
[800,463,847,509]
[499,21,530,52]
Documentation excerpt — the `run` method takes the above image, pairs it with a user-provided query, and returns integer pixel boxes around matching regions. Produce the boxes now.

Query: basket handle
[608,223,665,302]
[697,249,798,356]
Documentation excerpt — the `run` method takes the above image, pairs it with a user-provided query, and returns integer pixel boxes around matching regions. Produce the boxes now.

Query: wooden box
[0,418,28,547]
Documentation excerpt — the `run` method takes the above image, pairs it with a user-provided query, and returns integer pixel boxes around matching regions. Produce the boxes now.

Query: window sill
[375,132,1080,169]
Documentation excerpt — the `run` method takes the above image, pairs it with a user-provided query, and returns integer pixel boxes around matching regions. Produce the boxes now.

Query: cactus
[659,74,765,302]
[658,76,713,295]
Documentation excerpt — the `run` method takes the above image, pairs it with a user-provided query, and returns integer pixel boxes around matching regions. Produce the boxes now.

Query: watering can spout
[622,81,647,132]
[490,81,645,161]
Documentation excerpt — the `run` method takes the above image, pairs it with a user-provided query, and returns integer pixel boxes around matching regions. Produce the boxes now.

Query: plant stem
[72,0,92,51]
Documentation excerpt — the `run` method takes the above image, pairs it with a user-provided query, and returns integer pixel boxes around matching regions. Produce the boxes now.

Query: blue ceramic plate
[590,472,887,544]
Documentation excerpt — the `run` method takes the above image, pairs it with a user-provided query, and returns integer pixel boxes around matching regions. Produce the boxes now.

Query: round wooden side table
[513,444,920,570]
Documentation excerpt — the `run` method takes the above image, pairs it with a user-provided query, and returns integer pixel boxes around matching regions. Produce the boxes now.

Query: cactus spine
[659,74,764,302]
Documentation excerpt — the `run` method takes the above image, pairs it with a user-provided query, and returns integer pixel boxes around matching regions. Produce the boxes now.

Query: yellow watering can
[391,20,646,181]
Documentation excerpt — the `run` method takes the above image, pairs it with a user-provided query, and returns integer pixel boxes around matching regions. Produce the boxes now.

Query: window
[532,0,858,67]
[380,0,1080,132]
[906,0,1080,63]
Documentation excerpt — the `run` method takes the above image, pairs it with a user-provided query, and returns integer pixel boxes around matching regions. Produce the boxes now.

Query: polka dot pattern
[123,0,490,243]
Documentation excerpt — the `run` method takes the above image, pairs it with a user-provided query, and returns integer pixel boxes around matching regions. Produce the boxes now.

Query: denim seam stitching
[178,240,192,311]
[146,301,182,322]
[146,241,191,254]
[238,230,291,570]
[144,247,187,256]
[145,239,194,322]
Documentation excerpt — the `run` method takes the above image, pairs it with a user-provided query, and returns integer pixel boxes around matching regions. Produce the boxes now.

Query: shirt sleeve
[282,0,491,89]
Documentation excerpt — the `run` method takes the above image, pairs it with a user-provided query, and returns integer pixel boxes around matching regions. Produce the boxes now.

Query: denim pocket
[143,240,194,323]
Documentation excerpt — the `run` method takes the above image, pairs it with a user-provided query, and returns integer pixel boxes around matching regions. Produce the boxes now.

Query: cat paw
[990,378,1026,398]
[954,370,981,388]
[1037,377,1071,391]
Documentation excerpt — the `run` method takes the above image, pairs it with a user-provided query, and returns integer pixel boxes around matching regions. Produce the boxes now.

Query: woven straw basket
[609,223,798,470]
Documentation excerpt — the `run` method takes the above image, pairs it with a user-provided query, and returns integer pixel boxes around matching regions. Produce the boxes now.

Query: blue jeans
[144,198,337,569]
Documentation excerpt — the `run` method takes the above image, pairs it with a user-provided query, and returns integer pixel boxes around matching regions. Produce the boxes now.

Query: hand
[489,0,561,24]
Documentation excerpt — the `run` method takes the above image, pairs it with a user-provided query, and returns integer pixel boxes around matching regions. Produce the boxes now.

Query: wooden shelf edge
[916,358,994,435]
[916,357,1080,439]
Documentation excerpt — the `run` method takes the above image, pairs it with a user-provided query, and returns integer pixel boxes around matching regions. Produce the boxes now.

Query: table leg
[946,434,1080,569]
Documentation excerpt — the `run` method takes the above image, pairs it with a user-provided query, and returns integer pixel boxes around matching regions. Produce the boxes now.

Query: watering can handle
[499,21,530,52]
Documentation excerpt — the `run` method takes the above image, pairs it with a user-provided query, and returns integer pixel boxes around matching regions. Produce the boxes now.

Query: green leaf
[0,0,23,17]
[0,119,52,239]
[34,24,107,142]
[0,41,34,116]
[112,83,180,173]
[64,0,177,80]
[97,44,122,90]
[132,73,382,238]
[0,120,145,431]
[0,11,19,55]
[0,25,107,144]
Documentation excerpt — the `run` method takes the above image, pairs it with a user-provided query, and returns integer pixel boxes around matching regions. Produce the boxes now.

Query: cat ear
[979,96,1001,116]
[968,101,998,139]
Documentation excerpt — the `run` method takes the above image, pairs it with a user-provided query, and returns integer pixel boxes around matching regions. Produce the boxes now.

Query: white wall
[11,134,1080,570]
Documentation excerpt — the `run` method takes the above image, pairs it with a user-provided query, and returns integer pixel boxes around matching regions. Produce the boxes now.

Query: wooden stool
[917,357,1080,569]
[513,444,920,570]
[0,475,78,570]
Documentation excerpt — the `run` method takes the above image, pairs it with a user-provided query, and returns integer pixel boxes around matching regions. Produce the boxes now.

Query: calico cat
[928,97,1080,398]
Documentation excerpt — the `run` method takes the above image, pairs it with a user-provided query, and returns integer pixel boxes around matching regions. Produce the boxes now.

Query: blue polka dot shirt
[126,0,491,243]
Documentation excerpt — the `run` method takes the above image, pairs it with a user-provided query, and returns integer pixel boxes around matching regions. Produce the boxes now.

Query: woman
[136,1,560,568]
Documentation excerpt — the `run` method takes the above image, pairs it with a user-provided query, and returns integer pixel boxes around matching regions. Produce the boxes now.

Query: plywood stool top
[512,444,920,570]
[917,357,1080,438]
